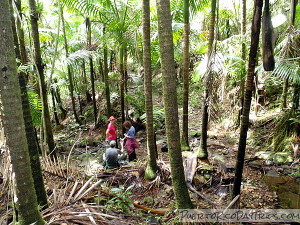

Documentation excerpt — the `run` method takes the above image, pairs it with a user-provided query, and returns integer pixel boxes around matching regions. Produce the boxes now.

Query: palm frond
[61,0,108,21]
[66,50,97,66]
[190,0,210,16]
[272,58,300,84]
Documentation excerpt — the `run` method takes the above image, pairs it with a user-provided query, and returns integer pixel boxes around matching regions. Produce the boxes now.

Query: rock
[266,170,279,177]
[255,151,273,160]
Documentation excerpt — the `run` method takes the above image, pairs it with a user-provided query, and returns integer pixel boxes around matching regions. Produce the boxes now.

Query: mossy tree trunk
[156,0,193,209]
[232,0,263,199]
[10,0,48,208]
[181,0,190,151]
[28,0,56,157]
[143,0,158,180]
[197,0,217,160]
[0,1,45,223]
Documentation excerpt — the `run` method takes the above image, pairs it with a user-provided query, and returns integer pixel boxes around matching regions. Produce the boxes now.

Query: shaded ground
[0,106,299,224]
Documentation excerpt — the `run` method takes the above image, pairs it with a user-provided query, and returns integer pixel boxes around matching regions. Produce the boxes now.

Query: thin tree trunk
[120,45,126,128]
[143,0,158,180]
[53,78,67,119]
[197,0,217,160]
[28,0,56,157]
[82,61,92,102]
[60,5,81,125]
[232,0,263,199]
[281,0,297,109]
[181,0,190,151]
[124,46,129,119]
[51,87,60,125]
[156,0,193,209]
[237,0,247,126]
[86,17,97,126]
[281,79,289,109]
[103,29,111,116]
[0,1,45,222]
[15,0,28,66]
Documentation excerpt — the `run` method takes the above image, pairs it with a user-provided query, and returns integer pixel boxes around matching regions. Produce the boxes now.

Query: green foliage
[125,92,145,118]
[104,185,134,213]
[273,109,299,152]
[27,91,42,126]
[141,107,165,130]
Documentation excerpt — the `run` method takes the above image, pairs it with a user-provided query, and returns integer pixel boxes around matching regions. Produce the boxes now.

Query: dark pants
[128,151,136,162]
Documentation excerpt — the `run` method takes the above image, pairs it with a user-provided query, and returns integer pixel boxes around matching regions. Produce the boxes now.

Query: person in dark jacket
[103,140,126,169]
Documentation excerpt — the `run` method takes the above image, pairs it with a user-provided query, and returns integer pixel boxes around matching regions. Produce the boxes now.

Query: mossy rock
[189,130,201,137]
[255,151,273,160]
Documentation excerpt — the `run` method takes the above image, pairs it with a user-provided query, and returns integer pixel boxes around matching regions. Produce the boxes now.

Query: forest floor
[45,105,300,224]
[0,105,299,225]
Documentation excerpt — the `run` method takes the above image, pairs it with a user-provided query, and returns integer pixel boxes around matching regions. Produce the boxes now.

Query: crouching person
[103,140,127,169]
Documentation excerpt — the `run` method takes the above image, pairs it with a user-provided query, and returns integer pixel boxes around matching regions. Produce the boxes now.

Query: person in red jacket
[106,116,118,147]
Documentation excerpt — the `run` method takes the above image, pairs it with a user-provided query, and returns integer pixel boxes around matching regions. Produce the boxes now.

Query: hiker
[103,140,126,169]
[123,121,139,162]
[106,116,118,148]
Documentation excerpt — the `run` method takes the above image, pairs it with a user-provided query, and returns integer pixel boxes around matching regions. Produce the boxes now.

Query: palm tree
[28,0,56,157]
[197,0,217,160]
[86,17,98,126]
[181,0,191,151]
[60,3,81,125]
[237,0,247,126]
[156,0,193,209]
[103,27,112,116]
[143,0,158,180]
[10,0,48,208]
[232,0,263,199]
[0,1,45,223]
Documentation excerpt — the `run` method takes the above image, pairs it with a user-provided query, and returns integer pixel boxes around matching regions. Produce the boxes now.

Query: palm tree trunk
[232,0,263,199]
[120,45,126,127]
[281,0,297,109]
[181,0,190,151]
[197,0,217,160]
[51,87,60,125]
[90,57,97,125]
[86,17,97,126]
[143,0,158,180]
[103,29,111,116]
[124,47,129,119]
[156,0,193,209]
[10,0,48,208]
[281,79,289,109]
[15,0,28,66]
[53,79,67,119]
[81,61,92,102]
[0,1,45,223]
[60,5,81,125]
[28,0,56,157]
[237,0,247,126]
